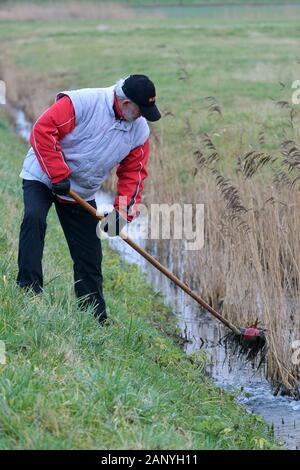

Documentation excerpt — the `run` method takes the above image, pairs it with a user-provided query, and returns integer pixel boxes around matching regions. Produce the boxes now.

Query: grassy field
[0,0,299,411]
[1,4,299,144]
[0,109,280,449]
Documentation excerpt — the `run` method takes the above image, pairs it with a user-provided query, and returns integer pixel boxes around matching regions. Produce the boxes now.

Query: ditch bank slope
[0,111,279,449]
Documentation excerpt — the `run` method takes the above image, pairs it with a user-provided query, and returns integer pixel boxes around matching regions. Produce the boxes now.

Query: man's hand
[52,177,71,196]
[100,209,127,237]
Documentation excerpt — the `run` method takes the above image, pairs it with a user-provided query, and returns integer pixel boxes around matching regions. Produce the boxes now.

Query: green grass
[0,111,280,449]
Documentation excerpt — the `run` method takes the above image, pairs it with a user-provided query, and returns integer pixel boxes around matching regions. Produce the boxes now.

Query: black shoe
[94,309,108,326]
[17,283,43,296]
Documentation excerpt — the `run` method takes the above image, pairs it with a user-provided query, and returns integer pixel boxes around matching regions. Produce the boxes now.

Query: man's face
[120,99,141,122]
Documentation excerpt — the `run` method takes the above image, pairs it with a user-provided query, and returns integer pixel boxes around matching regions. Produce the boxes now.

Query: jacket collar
[113,92,125,121]
[105,86,133,131]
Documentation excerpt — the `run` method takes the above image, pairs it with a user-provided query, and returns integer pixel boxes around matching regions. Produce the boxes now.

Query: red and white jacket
[24,92,150,220]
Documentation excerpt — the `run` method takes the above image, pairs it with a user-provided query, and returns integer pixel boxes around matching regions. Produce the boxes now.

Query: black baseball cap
[122,74,161,122]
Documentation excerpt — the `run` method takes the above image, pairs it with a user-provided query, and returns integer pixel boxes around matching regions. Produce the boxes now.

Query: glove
[52,177,70,196]
[100,209,127,237]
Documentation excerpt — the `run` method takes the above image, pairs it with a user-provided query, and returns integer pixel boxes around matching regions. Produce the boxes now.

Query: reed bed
[143,98,300,397]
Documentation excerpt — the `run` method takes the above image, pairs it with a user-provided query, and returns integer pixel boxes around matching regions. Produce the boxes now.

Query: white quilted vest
[20,86,150,200]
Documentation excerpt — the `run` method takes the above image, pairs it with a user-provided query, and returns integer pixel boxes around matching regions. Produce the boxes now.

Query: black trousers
[17,179,106,320]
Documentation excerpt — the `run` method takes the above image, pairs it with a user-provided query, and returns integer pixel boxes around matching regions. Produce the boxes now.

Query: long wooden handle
[68,189,241,336]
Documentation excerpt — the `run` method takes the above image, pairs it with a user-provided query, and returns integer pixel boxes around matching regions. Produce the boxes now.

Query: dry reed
[145,99,300,397]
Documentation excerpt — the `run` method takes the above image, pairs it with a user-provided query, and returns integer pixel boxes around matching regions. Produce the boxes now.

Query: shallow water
[13,105,300,449]
[8,104,32,141]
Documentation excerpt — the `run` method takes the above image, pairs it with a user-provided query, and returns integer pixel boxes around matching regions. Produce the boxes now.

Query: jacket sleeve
[29,95,75,183]
[114,138,150,221]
